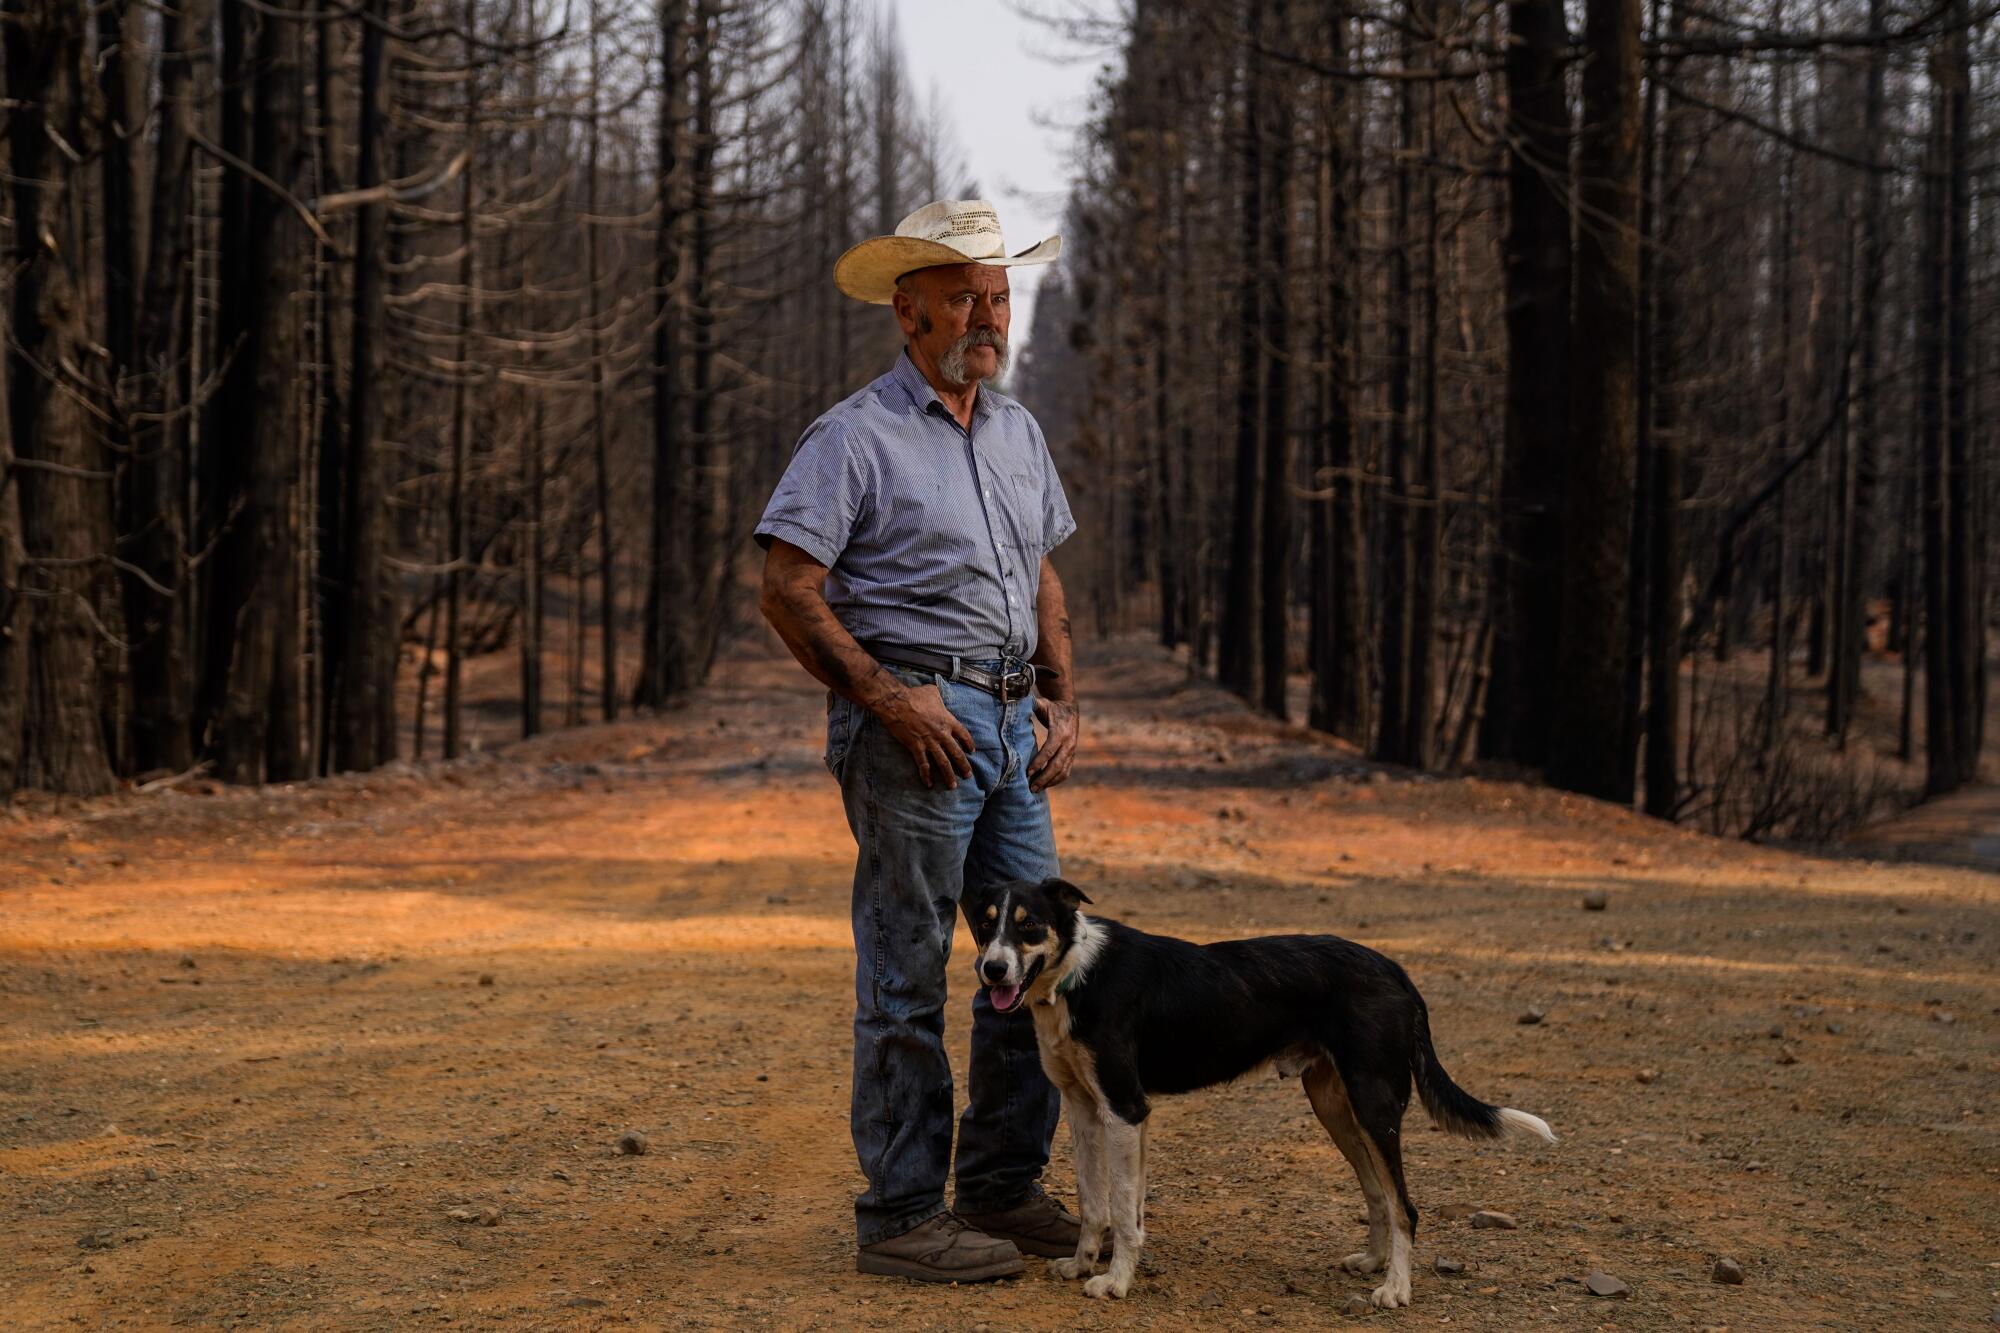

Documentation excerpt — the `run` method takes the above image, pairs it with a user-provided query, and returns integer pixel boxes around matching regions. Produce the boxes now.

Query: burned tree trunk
[213,0,310,783]
[1307,9,1367,742]
[635,0,690,710]
[1257,0,1293,720]
[1220,0,1266,703]
[3,0,117,794]
[332,0,399,771]
[1483,0,1572,769]
[123,0,210,775]
[1548,0,1641,803]
[1918,0,1981,796]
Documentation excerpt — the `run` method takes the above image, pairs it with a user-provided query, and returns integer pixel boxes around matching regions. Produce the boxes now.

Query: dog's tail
[1411,1007,1557,1145]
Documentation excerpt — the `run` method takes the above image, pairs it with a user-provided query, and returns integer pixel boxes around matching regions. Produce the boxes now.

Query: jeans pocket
[825,694,859,779]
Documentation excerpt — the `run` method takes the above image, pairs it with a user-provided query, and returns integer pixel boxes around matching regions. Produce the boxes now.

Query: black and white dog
[961,877,1556,1309]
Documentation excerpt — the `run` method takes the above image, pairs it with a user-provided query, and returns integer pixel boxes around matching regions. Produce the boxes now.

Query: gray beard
[940,329,1009,387]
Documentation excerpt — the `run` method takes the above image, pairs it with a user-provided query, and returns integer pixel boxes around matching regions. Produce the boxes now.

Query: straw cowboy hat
[834,199,1062,305]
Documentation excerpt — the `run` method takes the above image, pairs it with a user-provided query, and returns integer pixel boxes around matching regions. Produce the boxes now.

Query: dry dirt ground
[3,639,1997,1332]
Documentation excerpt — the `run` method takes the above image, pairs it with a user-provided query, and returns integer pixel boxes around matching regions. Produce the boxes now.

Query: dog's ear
[1043,877,1092,910]
[960,883,992,922]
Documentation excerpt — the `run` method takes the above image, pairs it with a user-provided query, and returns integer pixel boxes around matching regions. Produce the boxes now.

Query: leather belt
[864,643,1037,701]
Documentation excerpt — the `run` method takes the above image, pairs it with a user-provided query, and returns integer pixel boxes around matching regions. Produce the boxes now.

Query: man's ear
[1044,877,1092,910]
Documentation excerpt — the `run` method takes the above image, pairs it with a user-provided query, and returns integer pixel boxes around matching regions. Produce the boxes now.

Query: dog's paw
[1049,1256,1092,1280]
[1083,1273,1130,1301]
[1369,1277,1411,1309]
[1341,1250,1385,1275]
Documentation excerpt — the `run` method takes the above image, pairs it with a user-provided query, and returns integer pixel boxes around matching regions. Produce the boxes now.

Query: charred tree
[1548,0,1641,803]
[1483,0,1572,769]
[3,0,117,794]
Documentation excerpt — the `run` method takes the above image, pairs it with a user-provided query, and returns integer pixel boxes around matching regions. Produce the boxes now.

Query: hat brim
[833,234,1062,305]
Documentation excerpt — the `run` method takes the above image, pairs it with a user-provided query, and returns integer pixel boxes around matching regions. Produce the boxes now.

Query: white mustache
[940,328,1008,386]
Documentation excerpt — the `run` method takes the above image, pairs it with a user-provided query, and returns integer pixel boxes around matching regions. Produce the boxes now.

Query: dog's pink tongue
[990,984,1021,1012]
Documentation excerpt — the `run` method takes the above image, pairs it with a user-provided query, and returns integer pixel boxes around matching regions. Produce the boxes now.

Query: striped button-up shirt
[754,351,1076,659]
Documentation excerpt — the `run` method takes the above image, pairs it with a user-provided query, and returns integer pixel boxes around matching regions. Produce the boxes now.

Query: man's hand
[875,683,977,790]
[1027,696,1079,792]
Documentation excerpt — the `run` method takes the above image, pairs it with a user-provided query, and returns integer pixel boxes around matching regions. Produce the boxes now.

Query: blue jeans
[826,660,1063,1244]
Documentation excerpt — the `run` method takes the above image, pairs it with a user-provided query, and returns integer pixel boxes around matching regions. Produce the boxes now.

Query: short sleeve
[754,419,867,568]
[1032,418,1077,554]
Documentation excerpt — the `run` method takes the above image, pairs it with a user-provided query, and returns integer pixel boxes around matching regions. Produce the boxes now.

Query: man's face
[894,263,1012,387]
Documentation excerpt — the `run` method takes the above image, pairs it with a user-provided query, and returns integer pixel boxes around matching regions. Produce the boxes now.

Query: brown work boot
[957,1192,1092,1260]
[855,1213,1025,1283]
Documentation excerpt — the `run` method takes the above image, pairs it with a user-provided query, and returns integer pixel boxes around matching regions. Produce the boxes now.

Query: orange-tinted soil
[3,638,1996,1331]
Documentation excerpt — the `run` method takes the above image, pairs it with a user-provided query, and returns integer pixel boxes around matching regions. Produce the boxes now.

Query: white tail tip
[1498,1107,1557,1144]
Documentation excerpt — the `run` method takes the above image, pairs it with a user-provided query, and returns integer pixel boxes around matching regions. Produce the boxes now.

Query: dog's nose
[980,958,1009,984]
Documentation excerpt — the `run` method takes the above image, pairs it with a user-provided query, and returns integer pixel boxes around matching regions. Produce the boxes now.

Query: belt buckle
[999,668,1032,701]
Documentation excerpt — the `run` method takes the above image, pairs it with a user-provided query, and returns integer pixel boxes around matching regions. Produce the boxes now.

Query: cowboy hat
[834,199,1062,305]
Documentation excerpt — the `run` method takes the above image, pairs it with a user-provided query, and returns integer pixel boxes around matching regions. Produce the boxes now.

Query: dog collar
[1053,968,1081,998]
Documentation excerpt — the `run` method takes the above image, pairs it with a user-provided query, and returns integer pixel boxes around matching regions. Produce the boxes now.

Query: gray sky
[888,0,1111,359]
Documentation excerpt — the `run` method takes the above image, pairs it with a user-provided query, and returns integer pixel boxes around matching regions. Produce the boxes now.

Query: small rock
[1582,889,1608,911]
[1200,1292,1225,1309]
[1259,1304,1275,1315]
[765,893,789,905]
[1585,1271,1631,1298]
[77,1233,115,1251]
[550,1168,571,1182]
[1433,1257,1466,1276]
[1469,1210,1517,1230]
[478,973,494,987]
[564,1297,605,1309]
[617,1130,648,1156]
[1711,1257,1744,1285]
[1768,1024,1785,1039]
[178,954,197,969]
[1518,1008,1545,1026]
[143,1167,158,1182]
[543,1104,560,1116]
[445,1205,503,1226]
[1774,1047,1798,1066]
[1342,1294,1374,1315]
[1636,1068,1658,1084]
[1932,1010,1956,1025]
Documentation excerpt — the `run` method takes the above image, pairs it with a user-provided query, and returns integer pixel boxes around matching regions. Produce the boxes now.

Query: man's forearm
[763,582,907,715]
[1029,558,1075,703]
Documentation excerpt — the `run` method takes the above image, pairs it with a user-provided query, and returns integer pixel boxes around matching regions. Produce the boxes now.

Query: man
[754,200,1082,1283]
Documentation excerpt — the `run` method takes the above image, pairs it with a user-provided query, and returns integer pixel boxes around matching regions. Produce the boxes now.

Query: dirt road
[3,640,1996,1331]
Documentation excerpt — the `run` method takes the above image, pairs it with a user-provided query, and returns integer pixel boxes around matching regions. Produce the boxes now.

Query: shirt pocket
[1002,470,1048,554]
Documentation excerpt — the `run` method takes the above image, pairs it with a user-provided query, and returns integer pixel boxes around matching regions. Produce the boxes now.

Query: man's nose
[981,956,1010,983]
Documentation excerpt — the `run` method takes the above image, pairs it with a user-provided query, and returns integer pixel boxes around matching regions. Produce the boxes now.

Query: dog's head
[960,877,1093,1014]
